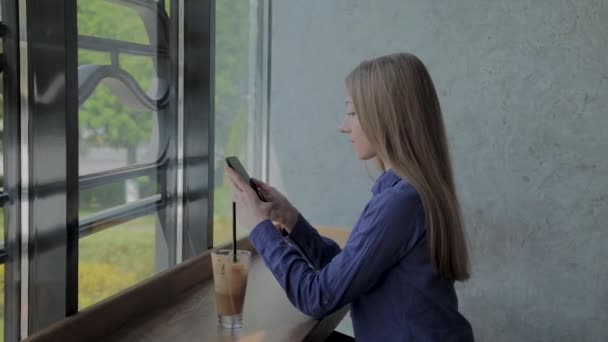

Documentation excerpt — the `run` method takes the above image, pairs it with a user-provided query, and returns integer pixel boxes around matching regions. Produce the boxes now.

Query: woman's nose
[339,119,349,133]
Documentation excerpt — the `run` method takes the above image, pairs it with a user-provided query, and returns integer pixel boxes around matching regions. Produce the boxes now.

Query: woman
[226,52,474,341]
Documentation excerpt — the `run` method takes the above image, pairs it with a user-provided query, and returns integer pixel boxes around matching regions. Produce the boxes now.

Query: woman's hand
[225,166,272,230]
[250,177,300,233]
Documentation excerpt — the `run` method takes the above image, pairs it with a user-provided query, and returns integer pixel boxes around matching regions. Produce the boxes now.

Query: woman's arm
[286,214,342,270]
[250,189,422,319]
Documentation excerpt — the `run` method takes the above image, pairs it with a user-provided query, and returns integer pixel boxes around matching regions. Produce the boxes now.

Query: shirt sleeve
[249,189,423,319]
[286,214,342,270]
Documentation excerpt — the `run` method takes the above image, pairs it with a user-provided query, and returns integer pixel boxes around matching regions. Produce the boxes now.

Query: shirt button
[323,298,329,305]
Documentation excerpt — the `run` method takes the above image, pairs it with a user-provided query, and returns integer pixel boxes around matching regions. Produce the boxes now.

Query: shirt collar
[371,169,402,195]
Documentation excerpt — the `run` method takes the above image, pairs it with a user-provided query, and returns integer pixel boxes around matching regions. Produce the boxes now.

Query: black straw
[232,201,237,263]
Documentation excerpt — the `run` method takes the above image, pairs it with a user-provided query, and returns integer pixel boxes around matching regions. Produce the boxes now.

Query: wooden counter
[25,226,352,342]
[107,254,348,342]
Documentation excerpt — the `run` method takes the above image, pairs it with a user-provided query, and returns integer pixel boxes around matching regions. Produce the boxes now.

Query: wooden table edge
[25,227,351,342]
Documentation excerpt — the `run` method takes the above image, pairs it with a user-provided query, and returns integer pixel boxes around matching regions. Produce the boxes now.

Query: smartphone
[225,156,266,201]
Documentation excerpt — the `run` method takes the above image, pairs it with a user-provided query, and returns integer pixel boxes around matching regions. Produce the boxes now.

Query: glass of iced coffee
[211,249,251,329]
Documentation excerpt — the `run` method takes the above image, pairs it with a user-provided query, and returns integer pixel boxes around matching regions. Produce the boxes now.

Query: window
[0,0,19,338]
[0,0,269,339]
[77,0,169,308]
[214,0,269,246]
[5,0,214,338]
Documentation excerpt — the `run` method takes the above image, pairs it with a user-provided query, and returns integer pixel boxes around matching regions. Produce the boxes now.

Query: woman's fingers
[226,166,257,199]
[256,187,273,202]
[226,167,264,204]
[250,177,266,188]
[249,178,279,203]
[225,166,245,192]
[252,178,285,200]
[229,181,243,201]
[251,178,276,193]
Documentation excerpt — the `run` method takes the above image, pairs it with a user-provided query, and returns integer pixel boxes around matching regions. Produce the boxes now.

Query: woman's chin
[356,152,376,161]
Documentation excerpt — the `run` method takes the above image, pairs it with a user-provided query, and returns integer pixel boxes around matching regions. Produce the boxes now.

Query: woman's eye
[346,112,356,117]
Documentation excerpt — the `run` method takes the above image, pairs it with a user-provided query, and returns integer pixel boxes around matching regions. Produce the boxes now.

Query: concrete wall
[267,0,607,340]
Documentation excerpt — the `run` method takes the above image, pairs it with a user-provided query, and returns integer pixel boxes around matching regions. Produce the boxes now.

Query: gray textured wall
[268,0,607,340]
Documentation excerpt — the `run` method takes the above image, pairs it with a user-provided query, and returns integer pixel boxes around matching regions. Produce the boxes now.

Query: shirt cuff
[288,214,315,250]
[249,219,284,253]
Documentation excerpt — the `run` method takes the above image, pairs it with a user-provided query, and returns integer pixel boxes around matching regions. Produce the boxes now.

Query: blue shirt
[249,169,474,341]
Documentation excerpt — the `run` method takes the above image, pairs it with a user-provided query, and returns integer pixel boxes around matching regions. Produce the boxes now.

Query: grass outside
[78,215,156,309]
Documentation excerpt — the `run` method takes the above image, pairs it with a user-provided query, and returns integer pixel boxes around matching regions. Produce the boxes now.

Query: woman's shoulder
[354,180,425,248]
[366,181,423,221]
[376,178,420,205]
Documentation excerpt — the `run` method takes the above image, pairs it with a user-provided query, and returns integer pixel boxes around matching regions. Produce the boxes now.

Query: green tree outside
[78,0,155,204]
[78,215,155,309]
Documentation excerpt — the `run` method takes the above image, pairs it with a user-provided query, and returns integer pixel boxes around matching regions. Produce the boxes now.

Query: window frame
[8,0,215,339]
[0,0,270,339]
[1,0,22,340]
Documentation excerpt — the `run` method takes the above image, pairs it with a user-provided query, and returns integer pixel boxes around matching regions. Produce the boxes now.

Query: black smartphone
[225,156,266,201]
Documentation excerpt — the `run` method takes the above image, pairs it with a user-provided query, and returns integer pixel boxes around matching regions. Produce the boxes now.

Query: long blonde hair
[346,52,470,281]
